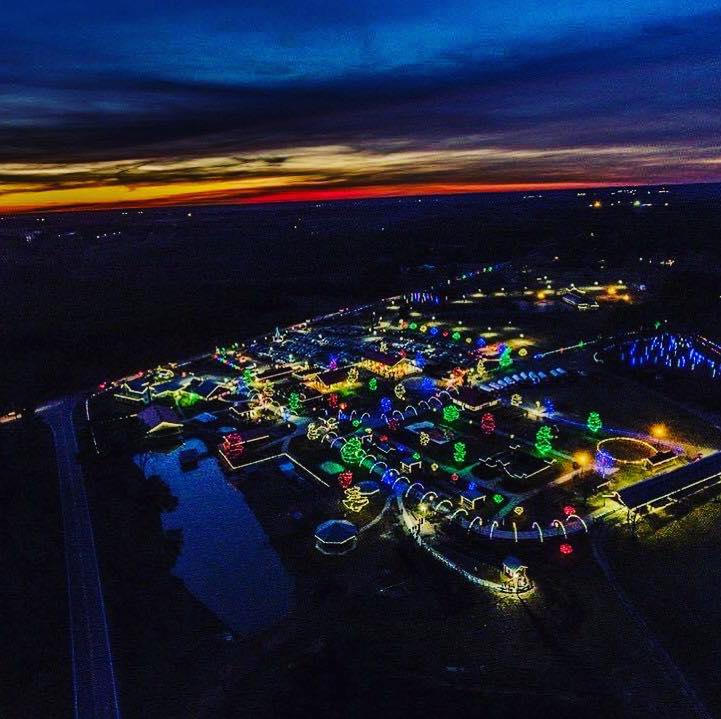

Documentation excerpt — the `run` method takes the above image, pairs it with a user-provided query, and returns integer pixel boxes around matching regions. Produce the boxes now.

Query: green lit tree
[443,404,460,423]
[498,346,513,370]
[453,441,467,465]
[535,425,553,455]
[341,436,364,465]
[175,390,201,408]
[288,392,301,414]
[587,411,602,434]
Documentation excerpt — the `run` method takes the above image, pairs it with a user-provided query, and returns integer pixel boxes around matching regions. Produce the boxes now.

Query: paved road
[41,396,122,719]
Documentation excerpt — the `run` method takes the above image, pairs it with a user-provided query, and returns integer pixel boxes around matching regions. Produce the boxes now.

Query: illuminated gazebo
[501,556,531,592]
[314,519,359,555]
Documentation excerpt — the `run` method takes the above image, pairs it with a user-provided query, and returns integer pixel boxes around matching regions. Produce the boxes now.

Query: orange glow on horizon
[1,179,625,214]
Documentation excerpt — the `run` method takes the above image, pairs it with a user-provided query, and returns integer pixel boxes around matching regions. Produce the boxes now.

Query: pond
[136,438,295,636]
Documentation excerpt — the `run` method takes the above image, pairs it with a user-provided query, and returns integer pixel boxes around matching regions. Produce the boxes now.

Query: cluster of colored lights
[559,543,574,555]
[621,333,719,378]
[400,319,492,347]
[213,353,245,372]
[408,291,441,304]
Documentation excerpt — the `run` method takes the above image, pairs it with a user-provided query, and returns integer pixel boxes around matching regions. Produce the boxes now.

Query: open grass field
[204,497,693,719]
[0,419,71,718]
[607,499,721,716]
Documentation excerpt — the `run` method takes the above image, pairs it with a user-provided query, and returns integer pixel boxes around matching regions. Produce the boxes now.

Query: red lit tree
[338,470,354,489]
[481,412,496,435]
[220,432,245,462]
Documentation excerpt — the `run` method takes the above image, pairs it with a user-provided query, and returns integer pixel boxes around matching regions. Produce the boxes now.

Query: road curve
[41,396,122,719]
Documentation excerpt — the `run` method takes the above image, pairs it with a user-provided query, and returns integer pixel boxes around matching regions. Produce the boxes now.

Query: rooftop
[618,453,721,510]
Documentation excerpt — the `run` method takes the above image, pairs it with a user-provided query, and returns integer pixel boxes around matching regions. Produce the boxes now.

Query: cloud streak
[2,2,721,211]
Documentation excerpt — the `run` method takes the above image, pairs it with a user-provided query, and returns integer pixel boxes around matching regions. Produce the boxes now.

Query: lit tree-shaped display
[587,411,603,434]
[343,486,369,512]
[595,449,613,478]
[476,358,487,377]
[175,390,201,408]
[380,396,392,413]
[220,432,245,462]
[327,393,339,408]
[510,393,522,407]
[453,441,467,464]
[443,404,460,423]
[242,368,254,386]
[338,470,354,489]
[498,346,513,370]
[288,392,301,414]
[481,412,496,435]
[347,367,359,384]
[368,377,378,391]
[535,425,554,455]
[306,423,321,441]
[341,436,364,465]
[419,431,431,447]
[321,417,339,433]
[394,383,406,400]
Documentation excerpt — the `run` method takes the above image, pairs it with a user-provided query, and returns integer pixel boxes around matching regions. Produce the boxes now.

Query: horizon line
[2,178,718,216]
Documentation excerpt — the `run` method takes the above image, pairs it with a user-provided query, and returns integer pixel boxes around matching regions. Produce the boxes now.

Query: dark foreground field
[78,433,700,719]
[608,501,721,718]
[0,419,71,718]
[4,183,721,411]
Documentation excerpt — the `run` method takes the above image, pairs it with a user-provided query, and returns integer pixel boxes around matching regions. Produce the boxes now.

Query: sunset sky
[3,0,721,212]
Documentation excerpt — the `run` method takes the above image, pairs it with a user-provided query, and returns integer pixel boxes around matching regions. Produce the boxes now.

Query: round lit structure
[314,519,359,555]
[597,437,657,466]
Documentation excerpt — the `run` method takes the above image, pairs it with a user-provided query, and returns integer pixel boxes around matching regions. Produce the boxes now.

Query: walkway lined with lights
[395,495,526,593]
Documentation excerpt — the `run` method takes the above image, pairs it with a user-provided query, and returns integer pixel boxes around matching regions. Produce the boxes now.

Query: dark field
[4,183,721,411]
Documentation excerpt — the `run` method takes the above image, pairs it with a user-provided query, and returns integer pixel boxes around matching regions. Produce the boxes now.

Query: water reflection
[136,438,295,635]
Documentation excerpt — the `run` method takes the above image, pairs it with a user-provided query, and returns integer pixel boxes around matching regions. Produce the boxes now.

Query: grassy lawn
[199,480,690,719]
[606,499,721,716]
